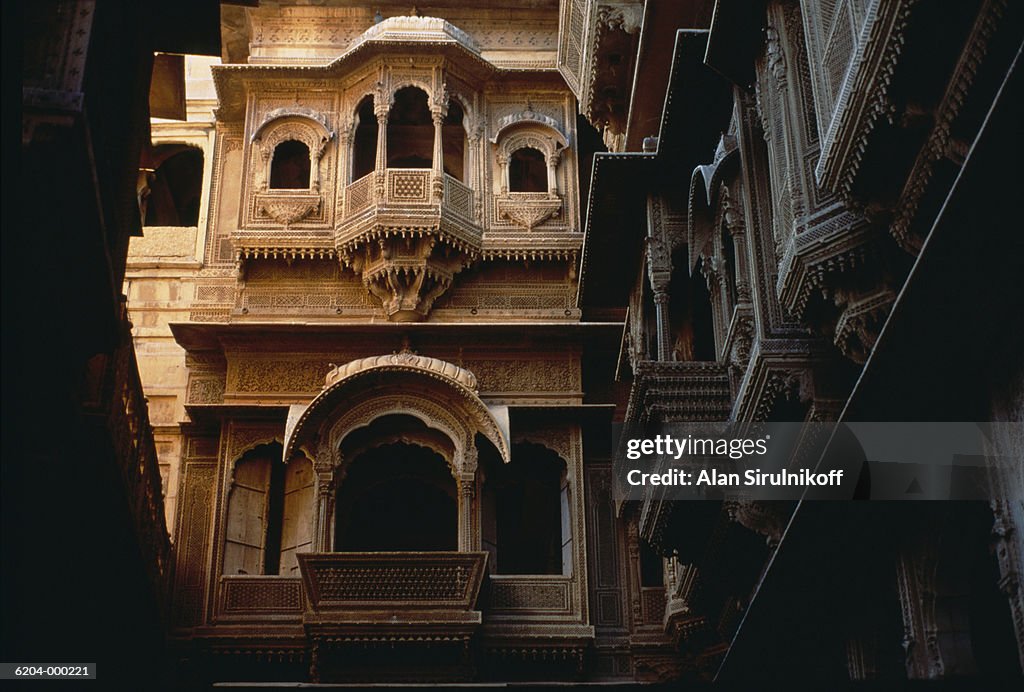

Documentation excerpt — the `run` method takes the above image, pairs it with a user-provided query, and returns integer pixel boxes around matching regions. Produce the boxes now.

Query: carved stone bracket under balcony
[496,193,563,231]
[255,191,323,227]
[338,170,482,321]
[344,232,476,321]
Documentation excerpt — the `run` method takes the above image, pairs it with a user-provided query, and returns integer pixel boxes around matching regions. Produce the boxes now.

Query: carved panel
[221,576,304,614]
[228,358,333,396]
[173,463,216,628]
[469,358,581,394]
[490,577,572,612]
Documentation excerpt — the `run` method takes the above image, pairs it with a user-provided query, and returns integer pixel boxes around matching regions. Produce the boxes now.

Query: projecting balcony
[337,170,481,321]
[339,169,478,248]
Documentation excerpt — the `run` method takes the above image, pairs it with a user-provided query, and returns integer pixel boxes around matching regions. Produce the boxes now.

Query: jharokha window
[269,140,312,189]
[223,443,314,576]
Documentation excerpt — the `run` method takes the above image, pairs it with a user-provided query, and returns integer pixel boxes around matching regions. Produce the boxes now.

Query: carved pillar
[724,189,751,303]
[314,474,334,552]
[313,440,337,552]
[458,441,478,551]
[431,108,446,200]
[468,125,483,222]
[374,105,389,198]
[497,152,509,195]
[458,475,476,551]
[545,149,561,197]
[645,200,673,362]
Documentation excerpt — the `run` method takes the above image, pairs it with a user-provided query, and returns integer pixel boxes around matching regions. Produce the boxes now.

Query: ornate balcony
[297,552,488,635]
[338,170,481,321]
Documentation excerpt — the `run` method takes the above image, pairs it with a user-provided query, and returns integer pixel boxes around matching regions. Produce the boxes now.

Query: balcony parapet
[298,552,488,634]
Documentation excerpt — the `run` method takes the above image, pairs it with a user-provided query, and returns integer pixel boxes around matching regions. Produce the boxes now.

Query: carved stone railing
[255,190,323,226]
[344,172,374,216]
[97,303,174,616]
[298,552,488,631]
[443,174,474,221]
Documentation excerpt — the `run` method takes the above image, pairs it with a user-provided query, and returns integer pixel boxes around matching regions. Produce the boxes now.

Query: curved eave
[281,363,511,465]
[214,39,512,120]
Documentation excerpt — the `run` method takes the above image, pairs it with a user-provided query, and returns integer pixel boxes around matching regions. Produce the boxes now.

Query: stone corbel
[834,288,896,364]
[724,500,786,548]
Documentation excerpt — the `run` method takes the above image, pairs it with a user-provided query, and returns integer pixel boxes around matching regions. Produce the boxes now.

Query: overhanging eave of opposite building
[577,29,733,312]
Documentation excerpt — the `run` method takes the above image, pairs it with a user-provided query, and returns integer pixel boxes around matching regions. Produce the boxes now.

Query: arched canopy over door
[284,352,510,471]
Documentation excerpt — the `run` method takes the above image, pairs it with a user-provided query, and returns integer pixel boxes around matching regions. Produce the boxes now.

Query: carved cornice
[323,351,478,392]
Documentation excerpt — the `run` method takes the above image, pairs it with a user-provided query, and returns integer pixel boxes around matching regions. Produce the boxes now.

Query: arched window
[351,95,377,181]
[142,144,203,226]
[508,147,547,192]
[269,140,311,189]
[223,443,314,576]
[387,86,433,169]
[443,99,466,181]
[485,443,571,575]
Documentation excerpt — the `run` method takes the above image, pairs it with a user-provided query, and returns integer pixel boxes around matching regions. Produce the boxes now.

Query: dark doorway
[144,145,203,226]
[387,86,433,169]
[351,95,377,181]
[334,442,457,551]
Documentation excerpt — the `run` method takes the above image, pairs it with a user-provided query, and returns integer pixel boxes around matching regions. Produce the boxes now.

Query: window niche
[269,140,311,190]
[508,147,547,192]
[442,99,466,181]
[223,443,314,577]
[494,126,568,231]
[669,248,717,362]
[334,442,457,552]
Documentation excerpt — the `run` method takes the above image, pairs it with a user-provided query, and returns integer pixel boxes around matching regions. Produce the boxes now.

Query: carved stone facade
[112,0,1024,686]
[580,0,1023,685]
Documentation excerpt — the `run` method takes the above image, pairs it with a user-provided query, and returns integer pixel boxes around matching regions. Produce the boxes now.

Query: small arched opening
[143,144,203,226]
[269,140,311,189]
[387,86,433,169]
[508,147,547,193]
[351,95,377,181]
